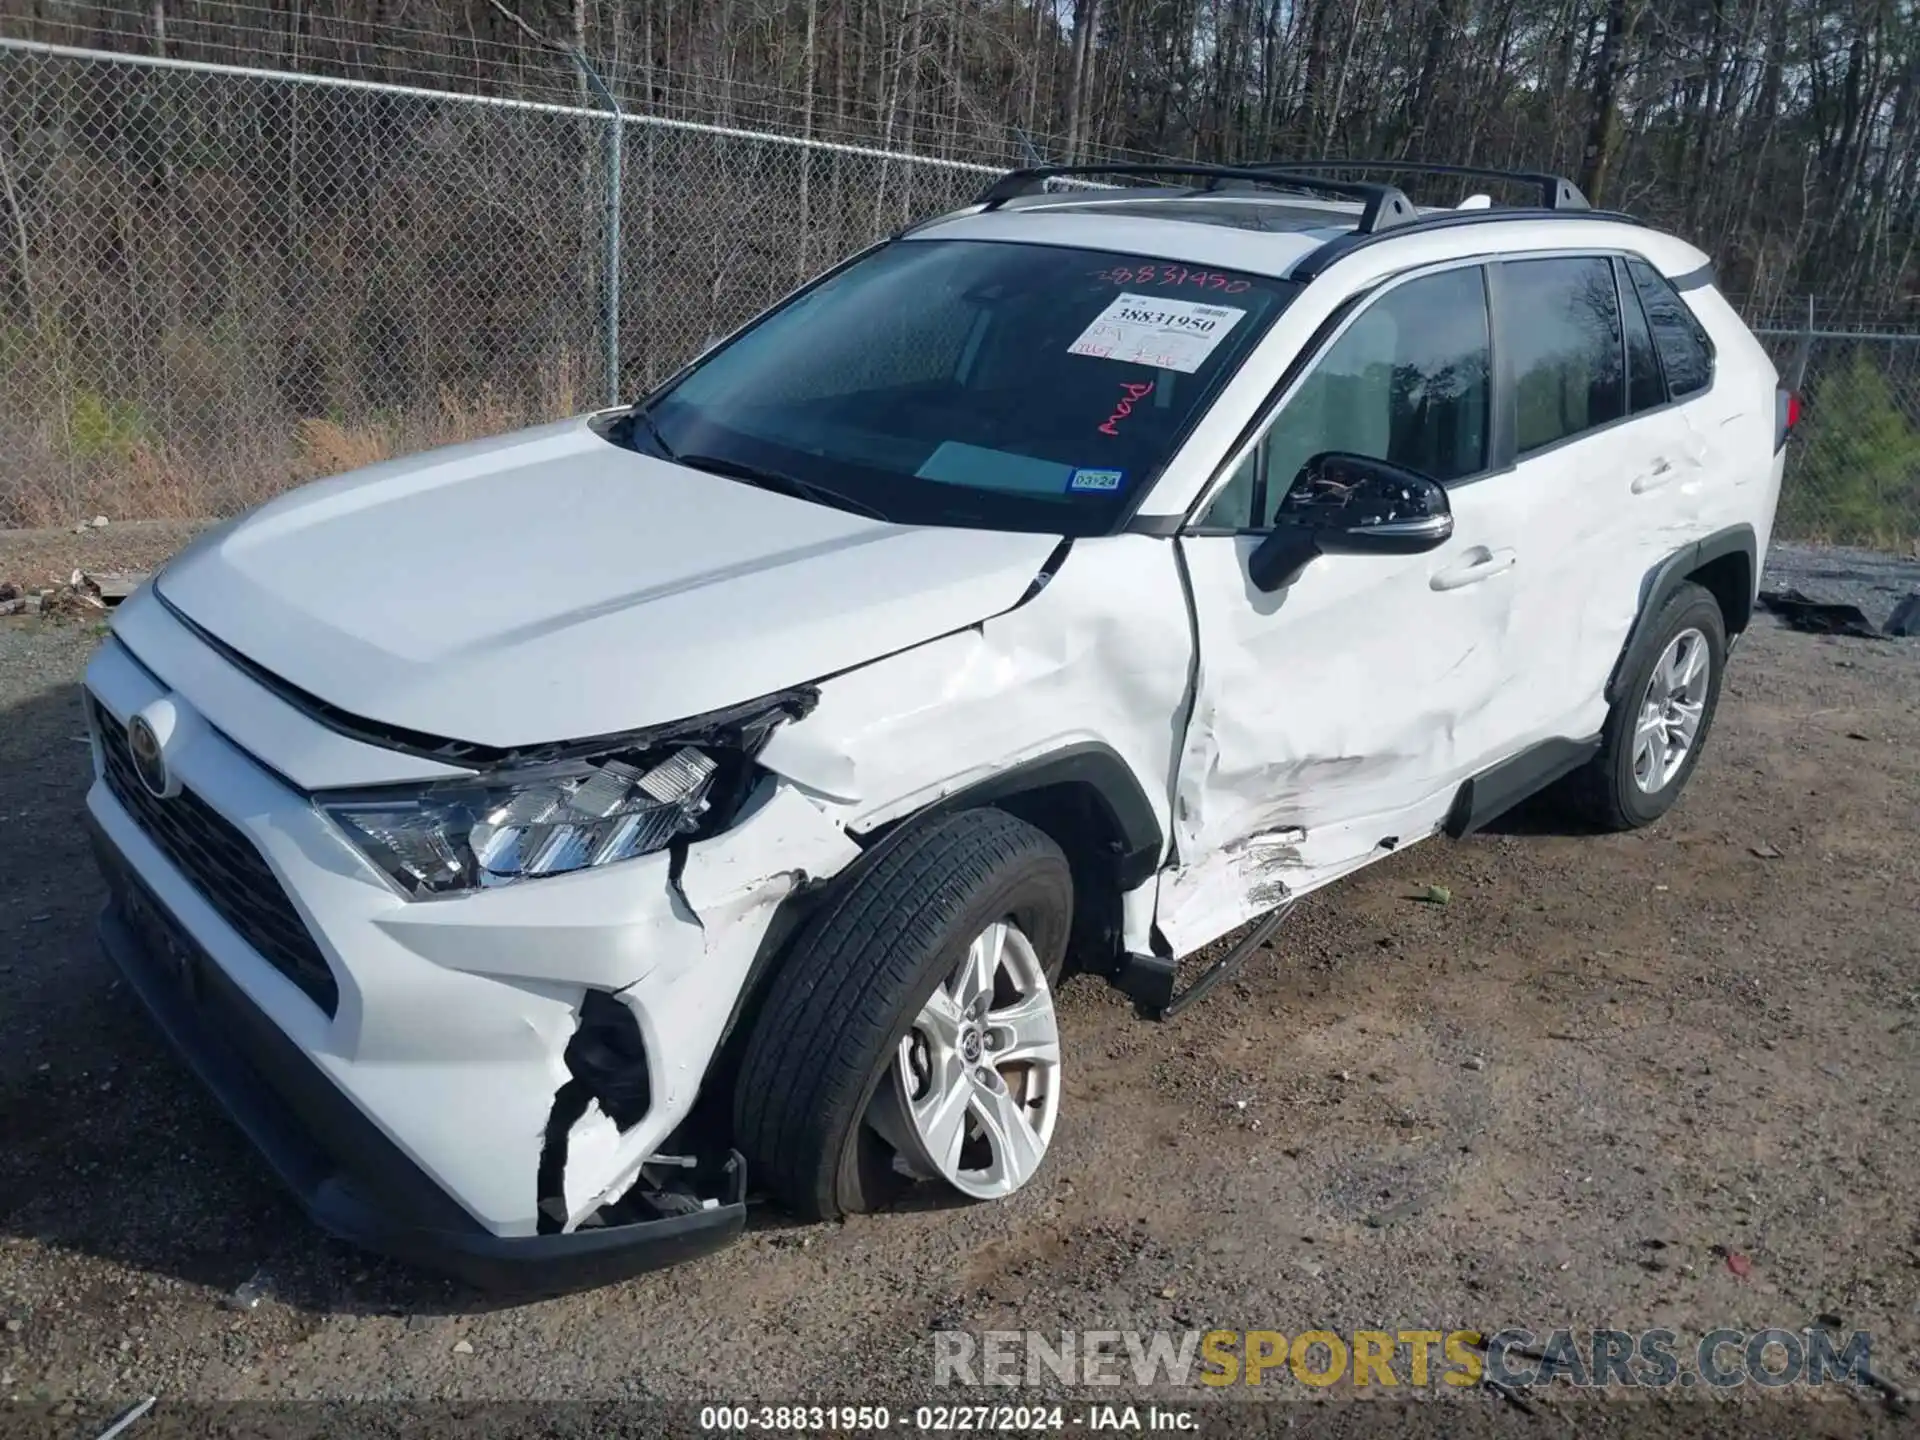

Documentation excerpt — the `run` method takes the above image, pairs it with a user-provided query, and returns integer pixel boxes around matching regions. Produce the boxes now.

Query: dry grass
[1,357,585,530]
[292,419,390,475]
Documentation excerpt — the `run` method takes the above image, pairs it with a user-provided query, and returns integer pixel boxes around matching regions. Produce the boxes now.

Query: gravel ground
[1,531,1918,1434]
[0,520,208,596]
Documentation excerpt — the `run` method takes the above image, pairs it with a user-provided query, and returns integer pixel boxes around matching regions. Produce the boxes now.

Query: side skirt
[1115,900,1296,1022]
[1443,735,1601,839]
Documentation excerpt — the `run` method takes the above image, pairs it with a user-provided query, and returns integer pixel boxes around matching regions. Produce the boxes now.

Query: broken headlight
[322,746,722,897]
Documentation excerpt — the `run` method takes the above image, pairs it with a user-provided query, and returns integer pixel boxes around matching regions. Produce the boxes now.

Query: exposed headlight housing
[319,692,810,897]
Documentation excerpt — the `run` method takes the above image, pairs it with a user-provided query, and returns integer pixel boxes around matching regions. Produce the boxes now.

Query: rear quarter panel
[1681,283,1783,578]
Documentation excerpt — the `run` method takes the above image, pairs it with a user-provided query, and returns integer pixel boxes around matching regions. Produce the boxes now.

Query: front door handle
[1430,547,1517,591]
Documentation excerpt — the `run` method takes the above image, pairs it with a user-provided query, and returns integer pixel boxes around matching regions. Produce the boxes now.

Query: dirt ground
[1,524,1917,1432]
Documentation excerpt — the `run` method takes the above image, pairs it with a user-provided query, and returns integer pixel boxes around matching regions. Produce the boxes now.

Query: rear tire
[733,808,1072,1220]
[1560,581,1727,831]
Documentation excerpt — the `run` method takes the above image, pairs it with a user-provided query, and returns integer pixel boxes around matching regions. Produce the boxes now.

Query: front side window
[621,240,1299,535]
[1201,265,1490,529]
[1627,258,1714,399]
[1502,256,1625,454]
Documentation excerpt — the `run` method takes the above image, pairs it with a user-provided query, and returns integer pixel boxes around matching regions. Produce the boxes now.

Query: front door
[1155,263,1531,955]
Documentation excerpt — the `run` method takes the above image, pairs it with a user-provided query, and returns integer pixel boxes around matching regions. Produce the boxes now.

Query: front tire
[734,808,1072,1220]
[1562,581,1727,830]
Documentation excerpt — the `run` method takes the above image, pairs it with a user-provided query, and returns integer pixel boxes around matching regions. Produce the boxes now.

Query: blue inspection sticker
[1067,468,1125,493]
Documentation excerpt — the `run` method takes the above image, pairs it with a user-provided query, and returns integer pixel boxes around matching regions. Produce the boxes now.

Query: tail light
[1777,326,1809,452]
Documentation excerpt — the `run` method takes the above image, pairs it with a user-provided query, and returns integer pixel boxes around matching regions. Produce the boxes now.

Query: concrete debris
[94,572,147,603]
[0,569,144,619]
[1888,592,1920,638]
[221,1267,275,1312]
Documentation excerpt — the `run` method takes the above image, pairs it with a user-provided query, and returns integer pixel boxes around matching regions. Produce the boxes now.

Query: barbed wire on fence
[2,37,1917,548]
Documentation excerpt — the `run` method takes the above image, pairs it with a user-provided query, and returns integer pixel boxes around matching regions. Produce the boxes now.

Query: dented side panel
[759,534,1191,863]
[1159,478,1529,955]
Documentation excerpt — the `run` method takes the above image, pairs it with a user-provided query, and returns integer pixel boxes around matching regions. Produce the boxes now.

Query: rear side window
[1617,260,1667,413]
[1627,258,1713,398]
[1500,257,1625,454]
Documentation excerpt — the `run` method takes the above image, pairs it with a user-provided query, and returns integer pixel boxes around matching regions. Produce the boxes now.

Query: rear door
[1156,263,1531,955]
[1490,255,1718,747]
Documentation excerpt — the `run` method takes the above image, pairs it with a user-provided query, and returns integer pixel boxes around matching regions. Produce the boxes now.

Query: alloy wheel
[1632,627,1712,794]
[880,919,1061,1199]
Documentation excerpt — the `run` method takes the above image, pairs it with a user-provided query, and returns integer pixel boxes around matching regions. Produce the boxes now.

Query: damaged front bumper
[91,827,748,1293]
[80,619,866,1291]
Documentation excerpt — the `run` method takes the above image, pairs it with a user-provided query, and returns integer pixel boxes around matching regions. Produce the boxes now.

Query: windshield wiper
[674,452,889,522]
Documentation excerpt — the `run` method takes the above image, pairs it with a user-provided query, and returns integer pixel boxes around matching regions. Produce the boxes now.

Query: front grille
[92,698,340,1016]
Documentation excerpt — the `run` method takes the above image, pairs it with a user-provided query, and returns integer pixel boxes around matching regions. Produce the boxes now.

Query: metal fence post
[571,48,622,407]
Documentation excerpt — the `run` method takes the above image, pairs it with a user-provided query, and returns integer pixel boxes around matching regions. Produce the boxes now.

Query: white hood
[156,417,1061,749]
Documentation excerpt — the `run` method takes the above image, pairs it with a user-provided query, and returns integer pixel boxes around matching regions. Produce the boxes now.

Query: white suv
[83,162,1790,1291]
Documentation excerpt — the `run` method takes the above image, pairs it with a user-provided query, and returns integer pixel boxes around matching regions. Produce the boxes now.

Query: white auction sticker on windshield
[1067,292,1246,373]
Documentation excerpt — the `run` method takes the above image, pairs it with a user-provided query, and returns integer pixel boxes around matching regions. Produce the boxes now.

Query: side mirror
[1247,452,1454,592]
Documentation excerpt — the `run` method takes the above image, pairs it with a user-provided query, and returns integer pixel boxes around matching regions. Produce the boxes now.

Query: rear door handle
[1631,458,1676,494]
[1431,547,1517,591]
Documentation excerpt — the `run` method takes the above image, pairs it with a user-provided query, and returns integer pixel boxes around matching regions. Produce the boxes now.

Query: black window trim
[1623,253,1718,401]
[1612,254,1667,413]
[1180,253,1507,535]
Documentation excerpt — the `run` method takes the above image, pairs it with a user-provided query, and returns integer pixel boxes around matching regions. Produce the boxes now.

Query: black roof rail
[1290,205,1639,280]
[1247,159,1590,211]
[973,164,1419,234]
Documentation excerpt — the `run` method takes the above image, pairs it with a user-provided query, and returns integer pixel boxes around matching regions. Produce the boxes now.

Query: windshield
[618,239,1300,535]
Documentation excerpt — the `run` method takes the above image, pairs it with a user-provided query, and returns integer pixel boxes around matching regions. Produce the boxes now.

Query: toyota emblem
[127,712,169,798]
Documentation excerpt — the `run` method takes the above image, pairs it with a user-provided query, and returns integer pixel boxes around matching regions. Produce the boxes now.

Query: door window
[1626,258,1714,399]
[1501,257,1626,454]
[1618,259,1667,413]
[1200,265,1490,529]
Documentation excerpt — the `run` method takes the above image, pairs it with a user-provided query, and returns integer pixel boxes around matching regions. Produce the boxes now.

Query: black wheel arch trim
[859,741,1167,892]
[1605,523,1755,705]
[701,742,1165,1088]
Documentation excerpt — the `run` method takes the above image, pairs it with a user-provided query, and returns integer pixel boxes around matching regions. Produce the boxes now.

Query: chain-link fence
[1754,327,1920,549]
[4,38,1919,549]
[0,40,993,527]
